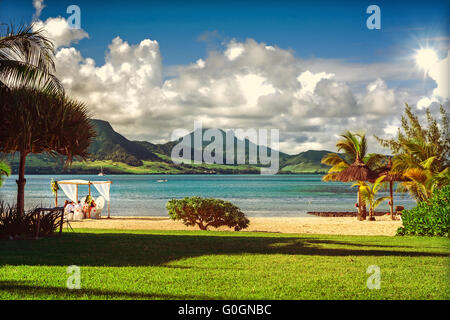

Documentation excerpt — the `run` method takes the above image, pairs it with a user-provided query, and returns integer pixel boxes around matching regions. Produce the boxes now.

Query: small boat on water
[157,179,168,183]
[98,167,105,176]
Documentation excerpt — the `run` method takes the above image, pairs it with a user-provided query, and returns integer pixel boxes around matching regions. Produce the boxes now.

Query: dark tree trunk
[197,221,207,230]
[16,151,27,216]
[390,182,395,220]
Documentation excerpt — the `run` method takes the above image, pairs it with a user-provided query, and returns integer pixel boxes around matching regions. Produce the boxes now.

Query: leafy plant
[0,161,11,187]
[0,201,61,239]
[397,185,449,236]
[50,178,59,195]
[166,197,250,231]
[353,176,390,220]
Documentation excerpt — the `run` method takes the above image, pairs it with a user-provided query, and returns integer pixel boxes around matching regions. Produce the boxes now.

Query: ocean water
[0,174,416,217]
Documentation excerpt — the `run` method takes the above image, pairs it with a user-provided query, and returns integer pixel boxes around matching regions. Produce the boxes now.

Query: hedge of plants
[166,196,250,231]
[397,185,449,237]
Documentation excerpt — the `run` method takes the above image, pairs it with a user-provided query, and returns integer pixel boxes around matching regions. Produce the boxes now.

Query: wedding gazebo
[55,179,112,218]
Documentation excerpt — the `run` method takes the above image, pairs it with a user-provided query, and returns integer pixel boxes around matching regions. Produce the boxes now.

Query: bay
[0,174,415,217]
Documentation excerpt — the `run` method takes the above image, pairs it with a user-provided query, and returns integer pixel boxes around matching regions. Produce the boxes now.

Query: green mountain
[3,119,333,174]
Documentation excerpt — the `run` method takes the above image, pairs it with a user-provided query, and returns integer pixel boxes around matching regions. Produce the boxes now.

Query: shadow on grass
[0,281,219,299]
[0,232,448,267]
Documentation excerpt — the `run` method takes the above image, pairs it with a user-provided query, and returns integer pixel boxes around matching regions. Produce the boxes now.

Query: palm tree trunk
[16,151,27,216]
[390,181,395,220]
[357,185,366,221]
[357,187,366,221]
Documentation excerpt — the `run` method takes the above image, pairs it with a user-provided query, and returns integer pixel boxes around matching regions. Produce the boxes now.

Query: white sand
[68,214,402,236]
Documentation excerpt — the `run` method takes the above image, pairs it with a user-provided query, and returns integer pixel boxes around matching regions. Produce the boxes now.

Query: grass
[1,229,449,300]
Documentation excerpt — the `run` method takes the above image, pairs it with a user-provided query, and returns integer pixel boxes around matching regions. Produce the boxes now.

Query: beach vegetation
[0,23,95,215]
[376,104,449,202]
[0,201,61,239]
[353,176,390,221]
[397,185,449,237]
[321,131,386,219]
[0,161,10,187]
[166,197,250,231]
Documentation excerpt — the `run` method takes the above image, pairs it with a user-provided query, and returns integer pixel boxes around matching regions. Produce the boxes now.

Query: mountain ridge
[3,119,334,174]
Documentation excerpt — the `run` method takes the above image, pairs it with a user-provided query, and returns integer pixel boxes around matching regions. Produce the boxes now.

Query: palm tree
[0,161,11,187]
[0,87,96,214]
[395,154,450,202]
[0,23,62,92]
[353,176,390,221]
[321,131,385,219]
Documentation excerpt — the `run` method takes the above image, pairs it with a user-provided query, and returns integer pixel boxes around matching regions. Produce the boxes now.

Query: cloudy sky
[2,0,449,154]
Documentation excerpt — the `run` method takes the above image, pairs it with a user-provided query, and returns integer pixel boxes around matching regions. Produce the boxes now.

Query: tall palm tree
[321,131,385,218]
[0,23,62,92]
[0,87,96,214]
[0,23,75,214]
[0,161,11,187]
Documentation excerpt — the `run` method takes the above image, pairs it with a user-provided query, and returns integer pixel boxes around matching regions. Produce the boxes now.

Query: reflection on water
[0,174,415,217]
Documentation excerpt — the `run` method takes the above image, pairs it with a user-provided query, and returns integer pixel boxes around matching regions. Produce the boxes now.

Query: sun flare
[414,48,439,72]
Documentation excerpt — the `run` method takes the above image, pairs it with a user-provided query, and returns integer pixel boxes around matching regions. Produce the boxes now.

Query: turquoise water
[0,174,415,217]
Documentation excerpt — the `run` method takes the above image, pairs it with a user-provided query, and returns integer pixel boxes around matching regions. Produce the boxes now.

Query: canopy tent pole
[55,188,58,207]
[108,201,110,219]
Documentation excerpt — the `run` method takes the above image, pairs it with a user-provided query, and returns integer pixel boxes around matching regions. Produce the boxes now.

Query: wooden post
[55,188,58,207]
[107,201,110,219]
[390,181,395,220]
[59,208,64,236]
[35,210,40,239]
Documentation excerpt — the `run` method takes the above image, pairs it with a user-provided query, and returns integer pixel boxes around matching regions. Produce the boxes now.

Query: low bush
[397,185,449,236]
[166,196,250,231]
[0,202,61,239]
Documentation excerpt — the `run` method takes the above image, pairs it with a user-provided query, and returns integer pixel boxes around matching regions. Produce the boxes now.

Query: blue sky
[1,0,449,153]
[3,0,449,66]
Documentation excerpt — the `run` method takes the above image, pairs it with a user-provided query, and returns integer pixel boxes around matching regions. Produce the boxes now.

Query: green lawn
[1,229,449,300]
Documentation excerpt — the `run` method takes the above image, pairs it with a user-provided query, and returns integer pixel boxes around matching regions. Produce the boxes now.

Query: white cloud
[428,50,449,99]
[33,17,89,48]
[43,23,448,153]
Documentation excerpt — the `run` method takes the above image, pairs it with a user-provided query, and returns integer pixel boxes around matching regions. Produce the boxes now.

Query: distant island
[3,119,333,175]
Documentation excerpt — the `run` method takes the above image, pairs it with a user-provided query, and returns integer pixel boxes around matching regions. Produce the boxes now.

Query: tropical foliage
[0,24,62,92]
[0,23,95,214]
[166,196,250,231]
[0,161,10,187]
[321,131,386,220]
[321,131,385,181]
[353,176,390,220]
[376,104,450,202]
[397,185,449,236]
[0,201,61,239]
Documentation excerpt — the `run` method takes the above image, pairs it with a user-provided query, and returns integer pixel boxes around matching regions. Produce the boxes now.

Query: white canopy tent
[55,179,112,218]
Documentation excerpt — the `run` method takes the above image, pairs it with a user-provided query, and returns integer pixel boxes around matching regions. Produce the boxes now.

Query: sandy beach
[68,214,403,236]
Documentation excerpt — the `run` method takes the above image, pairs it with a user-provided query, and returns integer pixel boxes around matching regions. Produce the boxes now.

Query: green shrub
[0,202,61,239]
[166,196,250,231]
[397,185,449,236]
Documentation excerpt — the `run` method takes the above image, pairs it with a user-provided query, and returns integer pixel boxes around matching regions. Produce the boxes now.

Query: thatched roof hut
[335,155,378,182]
